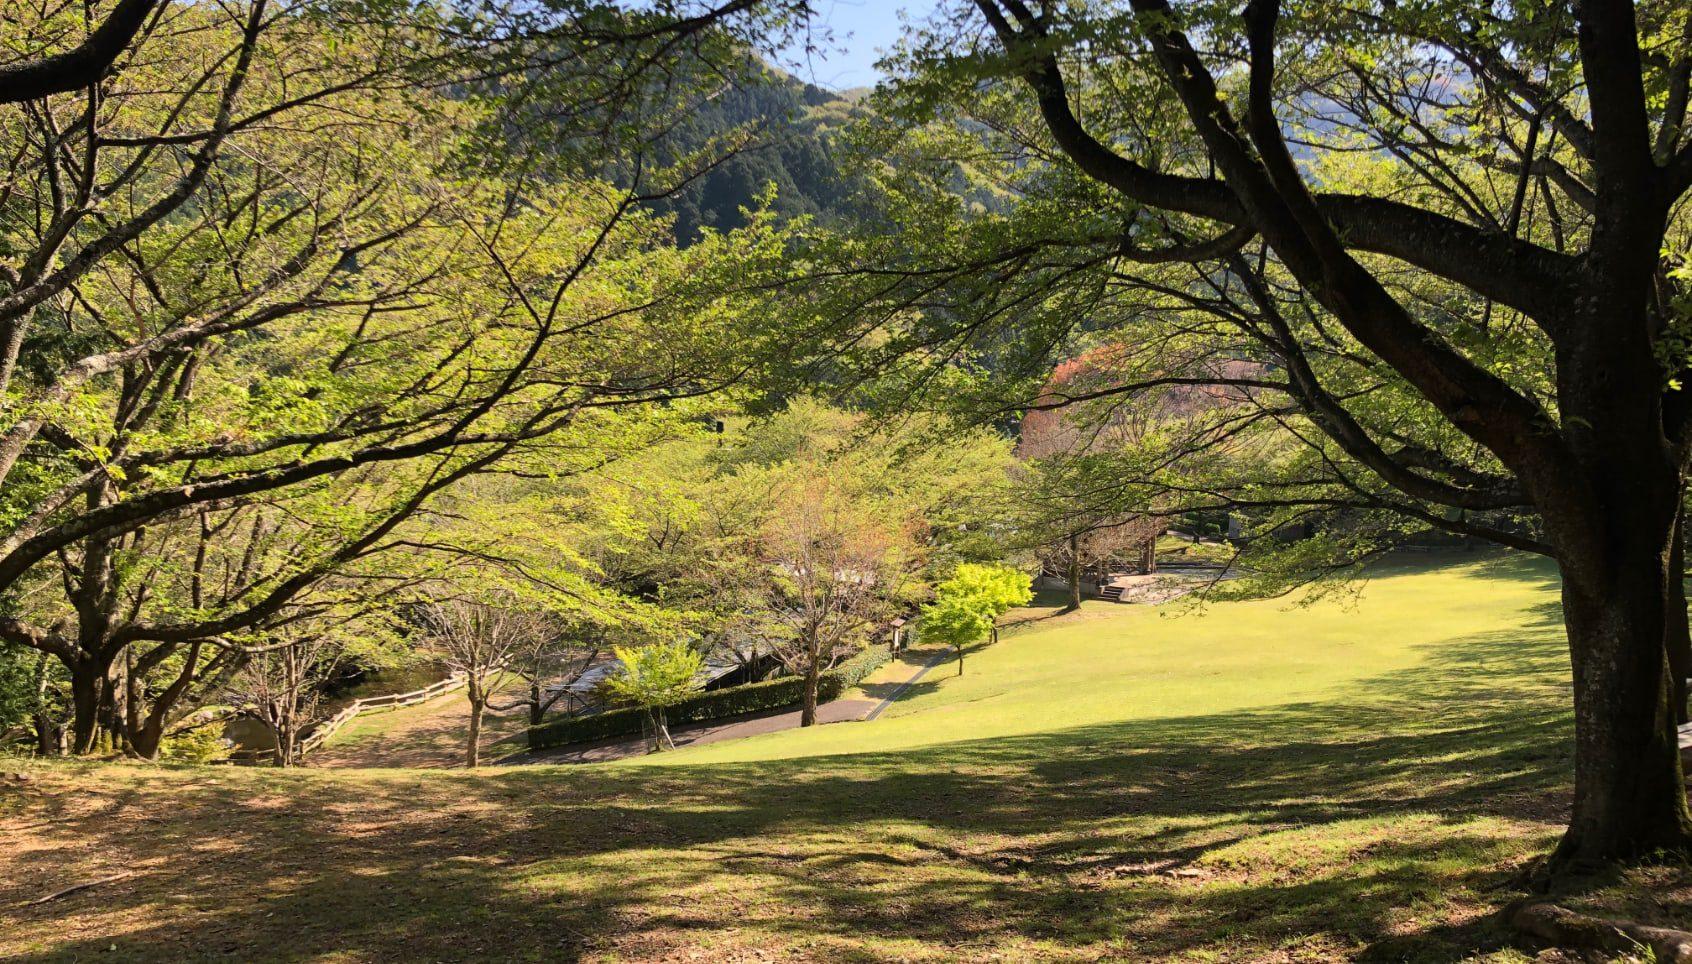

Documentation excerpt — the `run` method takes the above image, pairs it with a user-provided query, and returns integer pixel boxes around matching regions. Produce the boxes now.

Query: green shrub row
[528,645,892,750]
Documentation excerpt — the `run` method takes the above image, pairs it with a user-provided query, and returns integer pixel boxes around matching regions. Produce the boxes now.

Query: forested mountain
[650,70,872,245]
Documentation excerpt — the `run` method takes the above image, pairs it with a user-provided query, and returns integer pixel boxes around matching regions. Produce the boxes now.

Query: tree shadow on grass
[1,575,1596,962]
[853,677,946,704]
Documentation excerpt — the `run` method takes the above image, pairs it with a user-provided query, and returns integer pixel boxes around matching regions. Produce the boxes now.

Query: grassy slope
[5,553,1684,962]
[651,553,1551,766]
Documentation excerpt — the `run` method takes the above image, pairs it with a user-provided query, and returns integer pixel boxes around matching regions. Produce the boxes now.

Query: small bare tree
[234,633,349,768]
[422,596,547,767]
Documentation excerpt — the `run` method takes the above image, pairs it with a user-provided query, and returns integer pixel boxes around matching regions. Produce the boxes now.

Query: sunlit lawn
[7,552,1687,962]
[656,551,1558,766]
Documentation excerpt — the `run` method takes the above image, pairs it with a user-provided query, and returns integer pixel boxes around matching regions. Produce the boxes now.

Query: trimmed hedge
[529,644,892,750]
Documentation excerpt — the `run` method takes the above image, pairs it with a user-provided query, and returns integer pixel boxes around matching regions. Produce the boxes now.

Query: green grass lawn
[650,551,1558,767]
[5,552,1686,962]
[1155,534,1237,565]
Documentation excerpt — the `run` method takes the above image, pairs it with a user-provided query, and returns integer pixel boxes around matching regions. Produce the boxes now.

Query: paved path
[516,646,955,765]
[863,647,954,721]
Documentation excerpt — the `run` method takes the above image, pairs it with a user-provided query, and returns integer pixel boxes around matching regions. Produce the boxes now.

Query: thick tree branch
[1573,0,1659,204]
[1087,0,1571,497]
[972,1,1581,330]
[0,0,163,105]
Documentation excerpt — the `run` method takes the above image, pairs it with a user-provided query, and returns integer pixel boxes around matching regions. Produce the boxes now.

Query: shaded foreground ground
[5,554,1691,961]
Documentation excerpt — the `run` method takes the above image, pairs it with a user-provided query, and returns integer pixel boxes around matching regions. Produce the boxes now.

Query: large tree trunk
[1668,504,1690,725]
[68,662,103,754]
[1549,470,1692,865]
[125,640,212,761]
[1555,587,1692,867]
[129,714,166,760]
[1533,237,1692,866]
[124,648,140,753]
[34,714,62,756]
[98,665,126,754]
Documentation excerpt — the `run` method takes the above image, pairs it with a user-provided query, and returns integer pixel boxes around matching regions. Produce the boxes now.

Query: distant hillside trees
[648,73,874,245]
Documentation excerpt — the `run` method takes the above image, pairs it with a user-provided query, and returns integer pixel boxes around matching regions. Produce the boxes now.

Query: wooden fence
[230,672,467,763]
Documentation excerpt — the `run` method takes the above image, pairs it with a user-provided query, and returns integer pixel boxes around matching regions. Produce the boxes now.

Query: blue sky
[777,0,942,90]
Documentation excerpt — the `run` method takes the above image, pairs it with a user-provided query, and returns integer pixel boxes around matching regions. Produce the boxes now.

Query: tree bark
[276,712,297,768]
[68,663,102,754]
[129,714,166,760]
[124,640,216,760]
[35,715,62,756]
[98,662,126,754]
[465,683,485,769]
[1542,254,1692,868]
[0,0,163,105]
[1669,504,1690,726]
[1066,534,1082,609]
[801,649,821,727]
[1552,536,1692,869]
[124,648,142,754]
